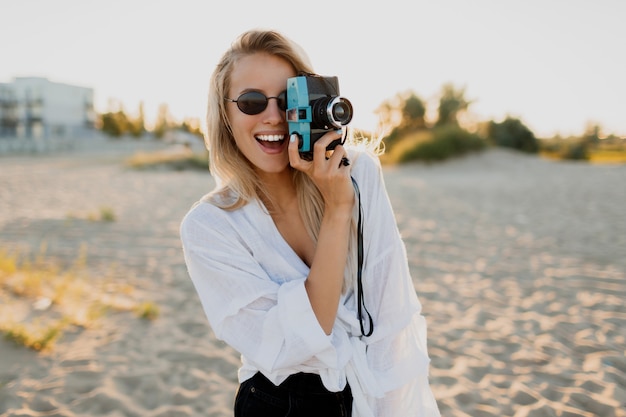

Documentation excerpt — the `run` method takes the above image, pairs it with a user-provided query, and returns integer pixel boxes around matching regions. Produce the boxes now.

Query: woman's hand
[288,130,354,214]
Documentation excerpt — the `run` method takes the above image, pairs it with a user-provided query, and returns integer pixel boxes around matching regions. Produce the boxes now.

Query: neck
[257,169,298,214]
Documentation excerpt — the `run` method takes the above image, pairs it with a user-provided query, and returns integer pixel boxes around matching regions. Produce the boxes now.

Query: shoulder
[180,196,252,243]
[180,199,226,239]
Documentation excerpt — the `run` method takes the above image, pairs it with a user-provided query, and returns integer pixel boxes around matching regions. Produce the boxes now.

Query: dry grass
[588,149,626,164]
[379,130,434,165]
[0,244,158,351]
[66,206,117,222]
[541,149,626,164]
[135,301,160,320]
[125,146,208,171]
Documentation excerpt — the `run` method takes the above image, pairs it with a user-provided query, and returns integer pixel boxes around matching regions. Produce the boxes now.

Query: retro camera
[286,75,353,159]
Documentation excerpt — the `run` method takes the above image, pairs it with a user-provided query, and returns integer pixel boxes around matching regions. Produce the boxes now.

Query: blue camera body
[286,75,353,157]
[286,76,314,152]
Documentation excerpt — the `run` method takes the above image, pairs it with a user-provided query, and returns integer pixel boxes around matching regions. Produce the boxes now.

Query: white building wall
[0,77,96,153]
[5,77,95,139]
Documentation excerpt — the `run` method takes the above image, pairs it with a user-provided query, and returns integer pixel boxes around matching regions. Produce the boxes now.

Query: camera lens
[311,96,353,129]
[331,99,352,125]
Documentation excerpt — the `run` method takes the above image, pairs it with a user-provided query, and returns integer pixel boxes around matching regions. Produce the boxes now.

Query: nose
[262,98,284,123]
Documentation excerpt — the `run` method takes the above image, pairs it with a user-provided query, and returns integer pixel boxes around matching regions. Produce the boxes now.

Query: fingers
[288,133,306,170]
[288,130,353,211]
[289,129,347,172]
[312,130,345,169]
[325,144,349,169]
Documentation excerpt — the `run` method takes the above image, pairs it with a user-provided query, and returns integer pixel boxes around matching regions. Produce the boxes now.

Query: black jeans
[234,372,352,417]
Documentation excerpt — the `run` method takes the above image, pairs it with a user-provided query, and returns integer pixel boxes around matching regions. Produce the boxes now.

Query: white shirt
[180,149,441,417]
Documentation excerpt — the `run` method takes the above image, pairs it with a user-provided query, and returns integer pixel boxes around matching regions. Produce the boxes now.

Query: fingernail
[335,129,343,134]
[290,134,296,143]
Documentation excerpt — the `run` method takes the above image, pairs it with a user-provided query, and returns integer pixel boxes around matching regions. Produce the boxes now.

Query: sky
[1,0,625,138]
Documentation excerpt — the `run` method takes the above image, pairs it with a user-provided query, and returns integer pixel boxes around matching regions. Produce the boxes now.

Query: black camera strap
[351,176,374,337]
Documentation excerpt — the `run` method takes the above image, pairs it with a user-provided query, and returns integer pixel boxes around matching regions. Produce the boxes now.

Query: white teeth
[256,134,284,142]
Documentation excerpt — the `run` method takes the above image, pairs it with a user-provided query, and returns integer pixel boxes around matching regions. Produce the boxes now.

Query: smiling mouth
[255,134,286,150]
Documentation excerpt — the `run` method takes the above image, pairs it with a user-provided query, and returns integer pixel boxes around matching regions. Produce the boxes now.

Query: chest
[271,211,315,268]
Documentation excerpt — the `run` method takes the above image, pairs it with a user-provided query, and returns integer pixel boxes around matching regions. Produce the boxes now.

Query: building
[0,83,18,137]
[0,77,96,141]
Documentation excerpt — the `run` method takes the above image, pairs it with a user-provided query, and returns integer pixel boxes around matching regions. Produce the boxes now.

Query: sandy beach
[1,139,624,417]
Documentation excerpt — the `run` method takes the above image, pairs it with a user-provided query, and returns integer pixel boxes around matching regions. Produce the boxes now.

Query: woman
[180,29,440,417]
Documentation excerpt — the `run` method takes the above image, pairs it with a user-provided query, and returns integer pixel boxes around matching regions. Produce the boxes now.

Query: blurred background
[1,0,625,159]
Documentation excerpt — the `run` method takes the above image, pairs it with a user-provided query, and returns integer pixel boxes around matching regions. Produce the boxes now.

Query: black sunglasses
[225,91,288,115]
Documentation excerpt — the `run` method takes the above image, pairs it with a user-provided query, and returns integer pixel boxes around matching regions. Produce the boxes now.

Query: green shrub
[382,125,411,152]
[539,137,592,161]
[397,125,486,163]
[487,117,538,153]
[559,140,590,160]
[99,206,116,222]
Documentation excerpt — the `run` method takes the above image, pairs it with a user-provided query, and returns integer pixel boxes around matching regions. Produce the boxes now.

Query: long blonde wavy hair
[204,29,373,292]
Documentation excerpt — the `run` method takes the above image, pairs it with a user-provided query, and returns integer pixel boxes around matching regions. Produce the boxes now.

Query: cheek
[228,110,254,138]
[229,116,255,151]
[229,118,246,142]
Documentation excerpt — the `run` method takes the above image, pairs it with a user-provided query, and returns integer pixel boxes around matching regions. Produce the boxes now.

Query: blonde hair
[204,29,379,291]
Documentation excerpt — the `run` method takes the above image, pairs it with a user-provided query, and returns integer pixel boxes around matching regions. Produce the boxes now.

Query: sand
[0,138,624,417]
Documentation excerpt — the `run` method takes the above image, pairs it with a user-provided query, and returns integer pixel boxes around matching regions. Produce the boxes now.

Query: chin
[255,160,290,176]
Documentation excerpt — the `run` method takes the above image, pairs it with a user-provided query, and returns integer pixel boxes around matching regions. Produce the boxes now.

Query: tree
[180,117,203,138]
[100,109,131,137]
[375,90,427,130]
[376,91,428,151]
[435,83,471,127]
[128,101,146,138]
[401,93,427,129]
[583,122,602,145]
[153,103,172,139]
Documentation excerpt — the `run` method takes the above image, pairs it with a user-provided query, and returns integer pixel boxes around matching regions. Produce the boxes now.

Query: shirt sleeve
[179,205,337,375]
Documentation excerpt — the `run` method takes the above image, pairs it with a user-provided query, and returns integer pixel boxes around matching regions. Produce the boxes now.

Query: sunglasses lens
[237,92,268,115]
[277,91,287,111]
